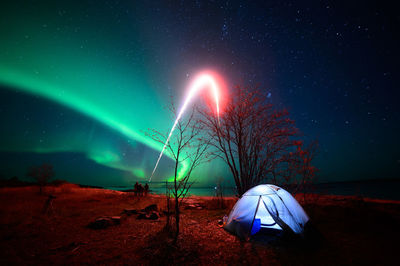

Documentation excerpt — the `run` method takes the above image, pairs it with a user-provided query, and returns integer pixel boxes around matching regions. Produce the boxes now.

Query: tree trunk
[166,181,170,229]
[174,196,180,243]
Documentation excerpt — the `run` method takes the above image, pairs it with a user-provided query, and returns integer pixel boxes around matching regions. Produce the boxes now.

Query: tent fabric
[224,184,309,239]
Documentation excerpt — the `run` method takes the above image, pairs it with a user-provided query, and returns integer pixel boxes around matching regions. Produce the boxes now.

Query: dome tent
[224,184,309,239]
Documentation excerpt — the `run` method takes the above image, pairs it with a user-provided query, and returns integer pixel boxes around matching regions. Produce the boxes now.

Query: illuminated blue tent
[224,184,309,239]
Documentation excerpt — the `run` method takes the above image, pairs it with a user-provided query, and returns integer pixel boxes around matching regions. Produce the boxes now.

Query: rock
[111,216,121,225]
[88,216,122,229]
[185,204,204,210]
[137,211,159,220]
[142,204,158,213]
[148,212,159,220]
[122,209,138,215]
[137,212,147,219]
[88,217,112,229]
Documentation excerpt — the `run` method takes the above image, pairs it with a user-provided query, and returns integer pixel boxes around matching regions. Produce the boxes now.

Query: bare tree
[147,101,210,243]
[27,164,55,194]
[200,86,303,196]
[287,140,319,202]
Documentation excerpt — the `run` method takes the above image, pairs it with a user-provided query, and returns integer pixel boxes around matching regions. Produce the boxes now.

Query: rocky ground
[0,184,399,265]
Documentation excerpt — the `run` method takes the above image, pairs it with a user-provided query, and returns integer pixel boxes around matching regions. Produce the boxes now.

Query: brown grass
[0,185,399,265]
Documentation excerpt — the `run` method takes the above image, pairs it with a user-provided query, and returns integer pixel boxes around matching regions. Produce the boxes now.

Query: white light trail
[149,73,221,182]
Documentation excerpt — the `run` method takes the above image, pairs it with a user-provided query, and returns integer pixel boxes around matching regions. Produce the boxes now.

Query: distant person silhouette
[144,183,149,196]
[134,182,139,197]
[138,183,144,197]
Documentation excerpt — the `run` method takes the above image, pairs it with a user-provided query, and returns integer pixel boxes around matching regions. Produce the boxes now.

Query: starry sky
[0,0,399,187]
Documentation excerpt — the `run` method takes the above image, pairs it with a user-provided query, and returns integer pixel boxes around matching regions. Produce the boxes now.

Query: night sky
[0,0,399,187]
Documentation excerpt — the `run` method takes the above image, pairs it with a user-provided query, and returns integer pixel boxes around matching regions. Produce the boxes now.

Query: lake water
[105,185,236,197]
[104,180,400,200]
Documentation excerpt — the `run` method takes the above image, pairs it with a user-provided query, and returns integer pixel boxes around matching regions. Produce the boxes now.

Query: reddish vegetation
[0,185,399,265]
[200,87,319,197]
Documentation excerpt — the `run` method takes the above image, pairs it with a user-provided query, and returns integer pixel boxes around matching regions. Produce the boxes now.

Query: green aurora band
[0,65,188,180]
[0,1,197,182]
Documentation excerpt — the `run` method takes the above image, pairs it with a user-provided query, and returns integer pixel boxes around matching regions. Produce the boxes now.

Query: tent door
[256,196,282,230]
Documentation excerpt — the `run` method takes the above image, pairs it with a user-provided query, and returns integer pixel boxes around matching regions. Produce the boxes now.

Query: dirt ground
[0,185,399,265]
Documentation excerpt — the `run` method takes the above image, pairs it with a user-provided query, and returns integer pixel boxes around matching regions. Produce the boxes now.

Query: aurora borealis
[0,1,399,187]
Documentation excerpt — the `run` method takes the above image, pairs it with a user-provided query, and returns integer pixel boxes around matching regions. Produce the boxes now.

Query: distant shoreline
[1,178,399,200]
[102,179,400,200]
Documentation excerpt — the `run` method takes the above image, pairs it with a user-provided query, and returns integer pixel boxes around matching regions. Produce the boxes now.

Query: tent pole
[248,195,261,238]
[272,190,300,233]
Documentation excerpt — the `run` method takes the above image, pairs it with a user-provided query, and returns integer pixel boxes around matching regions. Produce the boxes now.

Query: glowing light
[149,72,223,182]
